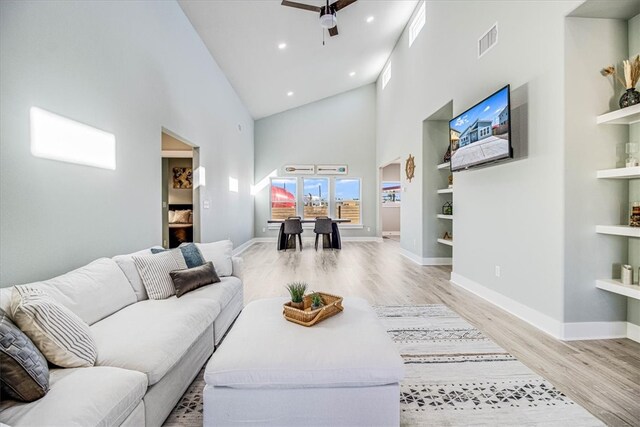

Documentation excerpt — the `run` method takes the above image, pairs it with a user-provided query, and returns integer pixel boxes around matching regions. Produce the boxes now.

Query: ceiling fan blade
[333,0,357,11]
[281,0,322,12]
[328,25,339,36]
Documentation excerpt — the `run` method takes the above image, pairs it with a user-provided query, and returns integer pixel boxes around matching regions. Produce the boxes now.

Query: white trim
[451,272,638,341]
[450,272,564,338]
[561,321,628,341]
[161,150,192,158]
[627,322,640,343]
[382,231,400,236]
[400,249,452,266]
[232,239,256,256]
[342,236,383,242]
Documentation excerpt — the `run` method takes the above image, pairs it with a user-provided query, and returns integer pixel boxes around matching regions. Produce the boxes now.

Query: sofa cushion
[11,286,97,368]
[133,250,187,300]
[170,262,220,298]
[178,276,242,309]
[0,366,147,427]
[0,309,49,402]
[6,258,136,326]
[191,241,233,277]
[90,292,221,385]
[113,248,156,302]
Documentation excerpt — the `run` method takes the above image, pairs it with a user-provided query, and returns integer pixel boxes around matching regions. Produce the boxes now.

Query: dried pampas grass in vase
[601,55,640,108]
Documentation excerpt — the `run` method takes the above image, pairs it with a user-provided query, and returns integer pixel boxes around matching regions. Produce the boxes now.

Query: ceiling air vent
[478,23,498,58]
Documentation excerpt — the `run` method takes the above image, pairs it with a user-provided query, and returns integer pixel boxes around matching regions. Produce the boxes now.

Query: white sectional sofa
[0,242,243,427]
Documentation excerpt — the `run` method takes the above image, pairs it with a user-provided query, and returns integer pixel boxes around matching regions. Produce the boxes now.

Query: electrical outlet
[367,227,371,232]
[262,227,266,233]
[495,266,501,277]
[163,240,167,247]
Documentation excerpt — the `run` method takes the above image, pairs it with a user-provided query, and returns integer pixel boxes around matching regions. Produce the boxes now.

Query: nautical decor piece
[284,165,315,175]
[316,165,348,175]
[172,167,193,189]
[442,201,453,215]
[405,154,416,183]
[442,231,452,241]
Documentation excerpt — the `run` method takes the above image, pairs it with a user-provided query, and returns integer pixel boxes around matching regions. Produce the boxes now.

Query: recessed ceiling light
[278,42,287,50]
[349,71,356,77]
[366,16,374,23]
[287,91,294,96]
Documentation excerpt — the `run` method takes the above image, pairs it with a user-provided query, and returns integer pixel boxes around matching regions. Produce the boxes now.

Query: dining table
[267,218,351,250]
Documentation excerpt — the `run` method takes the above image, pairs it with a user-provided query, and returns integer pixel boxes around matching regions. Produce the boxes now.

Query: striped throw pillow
[10,285,97,368]
[133,250,187,300]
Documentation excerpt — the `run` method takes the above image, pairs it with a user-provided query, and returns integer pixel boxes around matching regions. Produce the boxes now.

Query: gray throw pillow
[0,309,49,402]
[169,261,220,298]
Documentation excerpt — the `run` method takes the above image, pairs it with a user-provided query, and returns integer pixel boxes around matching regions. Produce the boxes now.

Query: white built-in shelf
[437,188,453,194]
[596,225,640,238]
[596,279,640,300]
[437,238,453,247]
[437,214,453,220]
[596,104,640,125]
[437,162,451,170]
[596,166,640,179]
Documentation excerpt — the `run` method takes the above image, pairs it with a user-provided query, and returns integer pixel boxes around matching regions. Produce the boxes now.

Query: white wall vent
[478,23,498,58]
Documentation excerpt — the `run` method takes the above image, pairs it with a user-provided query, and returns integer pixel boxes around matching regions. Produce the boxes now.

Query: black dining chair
[283,218,303,251]
[314,217,333,251]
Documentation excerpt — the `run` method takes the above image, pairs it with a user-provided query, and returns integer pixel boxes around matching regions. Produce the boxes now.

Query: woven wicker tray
[283,292,344,327]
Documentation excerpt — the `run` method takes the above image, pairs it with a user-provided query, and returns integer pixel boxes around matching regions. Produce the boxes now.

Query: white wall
[254,85,377,239]
[0,0,254,285]
[376,0,582,323]
[564,17,629,323]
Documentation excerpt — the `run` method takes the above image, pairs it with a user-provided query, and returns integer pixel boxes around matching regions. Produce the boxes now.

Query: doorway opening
[161,130,200,248]
[380,161,402,242]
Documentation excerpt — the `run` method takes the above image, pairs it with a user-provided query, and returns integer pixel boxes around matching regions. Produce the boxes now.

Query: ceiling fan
[281,0,358,37]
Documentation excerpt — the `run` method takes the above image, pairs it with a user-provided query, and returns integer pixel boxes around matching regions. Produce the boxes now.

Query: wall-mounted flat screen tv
[449,85,512,172]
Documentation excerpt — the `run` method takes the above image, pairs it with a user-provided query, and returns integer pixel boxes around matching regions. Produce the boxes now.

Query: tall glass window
[302,178,329,219]
[335,178,361,224]
[271,178,297,220]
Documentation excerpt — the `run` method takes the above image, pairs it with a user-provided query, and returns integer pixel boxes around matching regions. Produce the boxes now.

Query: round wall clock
[405,154,415,183]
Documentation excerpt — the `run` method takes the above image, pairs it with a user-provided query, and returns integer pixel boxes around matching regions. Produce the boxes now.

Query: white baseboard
[342,236,383,242]
[245,236,382,245]
[628,322,640,343]
[451,272,638,341]
[382,231,400,236]
[450,272,564,338]
[232,238,257,255]
[562,321,628,341]
[400,249,452,266]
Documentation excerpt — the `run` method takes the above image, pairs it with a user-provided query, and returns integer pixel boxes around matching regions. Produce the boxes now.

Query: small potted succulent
[310,292,324,310]
[285,281,307,310]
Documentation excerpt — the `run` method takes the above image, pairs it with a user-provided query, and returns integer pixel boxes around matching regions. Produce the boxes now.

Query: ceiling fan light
[319,12,337,29]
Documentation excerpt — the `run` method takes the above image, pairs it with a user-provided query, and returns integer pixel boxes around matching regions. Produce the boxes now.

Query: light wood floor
[240,240,640,427]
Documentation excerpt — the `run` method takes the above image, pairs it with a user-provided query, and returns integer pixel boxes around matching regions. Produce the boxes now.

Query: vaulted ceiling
[179,0,418,119]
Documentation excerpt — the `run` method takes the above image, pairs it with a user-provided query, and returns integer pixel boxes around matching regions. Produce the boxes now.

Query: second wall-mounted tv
[449,85,512,172]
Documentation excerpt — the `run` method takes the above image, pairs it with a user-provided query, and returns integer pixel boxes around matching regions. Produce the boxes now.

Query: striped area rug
[164,305,603,426]
[375,305,602,426]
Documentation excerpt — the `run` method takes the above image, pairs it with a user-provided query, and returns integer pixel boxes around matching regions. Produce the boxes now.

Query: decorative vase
[619,88,640,108]
[290,301,304,310]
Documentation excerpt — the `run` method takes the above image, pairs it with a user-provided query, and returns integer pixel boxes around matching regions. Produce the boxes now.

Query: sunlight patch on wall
[30,107,116,170]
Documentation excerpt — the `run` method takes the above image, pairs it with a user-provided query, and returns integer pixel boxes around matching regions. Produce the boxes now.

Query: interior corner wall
[0,0,254,285]
[376,0,583,324]
[563,17,629,324]
[627,13,640,327]
[253,84,377,239]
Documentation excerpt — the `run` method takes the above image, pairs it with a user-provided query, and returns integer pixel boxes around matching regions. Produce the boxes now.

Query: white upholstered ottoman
[203,297,404,426]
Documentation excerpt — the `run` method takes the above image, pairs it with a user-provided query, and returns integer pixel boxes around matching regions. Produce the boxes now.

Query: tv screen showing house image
[449,85,512,171]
